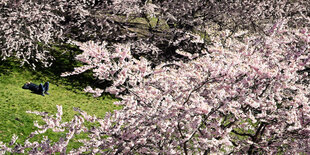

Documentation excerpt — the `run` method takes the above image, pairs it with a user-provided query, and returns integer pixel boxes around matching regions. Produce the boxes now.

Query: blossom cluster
[2,0,308,68]
[0,0,64,67]
[61,40,153,97]
[2,21,310,154]
[1,0,310,154]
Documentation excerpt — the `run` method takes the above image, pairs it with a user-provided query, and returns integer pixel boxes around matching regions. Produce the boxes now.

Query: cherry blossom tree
[0,0,64,67]
[2,0,308,67]
[1,0,310,154]
[0,0,157,67]
[2,21,310,154]
[0,0,99,67]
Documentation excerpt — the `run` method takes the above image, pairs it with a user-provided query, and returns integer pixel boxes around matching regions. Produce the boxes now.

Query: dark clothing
[22,82,49,96]
[22,83,39,92]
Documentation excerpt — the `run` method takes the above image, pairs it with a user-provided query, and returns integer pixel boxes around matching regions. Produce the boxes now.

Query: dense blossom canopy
[2,0,308,66]
[0,0,310,154]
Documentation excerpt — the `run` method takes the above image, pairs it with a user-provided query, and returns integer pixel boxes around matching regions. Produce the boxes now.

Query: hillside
[0,62,120,151]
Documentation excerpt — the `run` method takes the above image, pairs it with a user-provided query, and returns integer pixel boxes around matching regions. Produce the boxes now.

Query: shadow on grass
[0,44,112,95]
[0,57,21,74]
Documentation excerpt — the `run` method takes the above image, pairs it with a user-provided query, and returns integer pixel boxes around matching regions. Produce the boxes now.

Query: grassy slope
[0,62,121,151]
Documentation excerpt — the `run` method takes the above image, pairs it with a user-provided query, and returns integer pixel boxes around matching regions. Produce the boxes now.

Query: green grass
[0,60,121,151]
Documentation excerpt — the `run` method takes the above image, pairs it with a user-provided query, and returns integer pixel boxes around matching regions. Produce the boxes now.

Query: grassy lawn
[0,61,120,151]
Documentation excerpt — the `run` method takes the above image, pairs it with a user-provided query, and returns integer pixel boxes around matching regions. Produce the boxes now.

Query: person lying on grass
[22,82,49,96]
